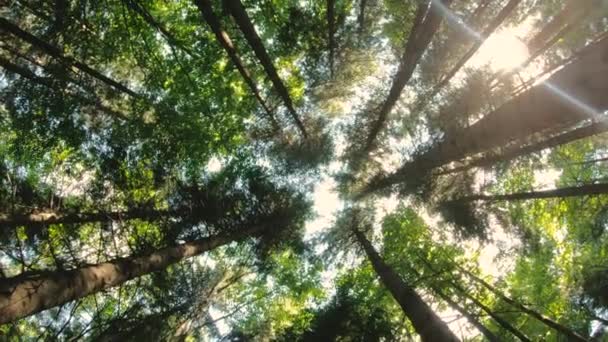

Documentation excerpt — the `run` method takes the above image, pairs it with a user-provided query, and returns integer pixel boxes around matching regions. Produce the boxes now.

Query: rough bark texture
[353,229,459,341]
[223,0,308,137]
[0,225,264,324]
[0,18,140,98]
[459,267,589,341]
[437,119,608,175]
[194,0,278,129]
[447,183,608,203]
[358,37,608,198]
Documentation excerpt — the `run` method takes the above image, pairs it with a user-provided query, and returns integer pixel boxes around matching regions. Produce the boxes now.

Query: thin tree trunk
[0,225,265,324]
[416,0,521,113]
[123,0,196,58]
[433,287,500,342]
[458,267,589,341]
[437,119,608,175]
[193,0,278,130]
[327,0,335,79]
[450,281,531,342]
[357,37,608,199]
[353,229,459,341]
[0,208,183,227]
[223,0,307,138]
[445,183,608,203]
[0,18,140,99]
[0,56,129,120]
[359,0,452,159]
[572,157,608,165]
[357,0,367,37]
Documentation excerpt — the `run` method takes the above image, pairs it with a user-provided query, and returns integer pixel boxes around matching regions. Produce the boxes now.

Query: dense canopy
[1,0,608,340]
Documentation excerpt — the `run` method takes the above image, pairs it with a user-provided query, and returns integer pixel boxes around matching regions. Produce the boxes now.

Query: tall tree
[223,0,308,137]
[358,37,608,198]
[352,228,459,341]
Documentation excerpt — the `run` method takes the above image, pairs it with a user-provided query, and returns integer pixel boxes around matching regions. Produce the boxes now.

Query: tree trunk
[327,0,335,78]
[450,280,531,342]
[223,0,308,138]
[0,225,264,324]
[0,18,140,99]
[357,0,367,37]
[353,229,459,341]
[193,0,278,130]
[359,0,452,159]
[419,0,522,109]
[445,183,608,203]
[0,208,183,227]
[459,267,588,341]
[437,119,608,175]
[357,37,608,198]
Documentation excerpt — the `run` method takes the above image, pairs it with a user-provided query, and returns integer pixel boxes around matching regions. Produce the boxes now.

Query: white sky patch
[534,168,562,190]
[206,156,224,173]
[468,29,530,73]
[304,176,342,239]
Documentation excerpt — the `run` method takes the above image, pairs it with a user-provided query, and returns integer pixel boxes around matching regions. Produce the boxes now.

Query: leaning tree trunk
[223,0,307,137]
[357,37,608,199]
[445,183,608,204]
[437,119,608,175]
[458,267,588,341]
[352,229,459,341]
[0,18,139,98]
[0,225,265,324]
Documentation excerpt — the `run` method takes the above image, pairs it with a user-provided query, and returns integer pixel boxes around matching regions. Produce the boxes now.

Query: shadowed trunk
[0,225,265,324]
[194,0,278,129]
[437,119,608,175]
[357,0,367,36]
[0,18,140,98]
[327,0,335,78]
[445,183,608,203]
[357,37,608,198]
[223,0,307,137]
[353,229,459,341]
[459,266,588,341]
[359,0,452,160]
[0,208,185,228]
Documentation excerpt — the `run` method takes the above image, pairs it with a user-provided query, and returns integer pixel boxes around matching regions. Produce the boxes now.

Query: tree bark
[357,37,608,198]
[359,0,452,159]
[193,0,278,130]
[459,267,588,341]
[437,119,608,175]
[222,0,307,137]
[357,0,367,37]
[353,229,459,341]
[445,183,608,203]
[0,18,140,99]
[0,225,264,324]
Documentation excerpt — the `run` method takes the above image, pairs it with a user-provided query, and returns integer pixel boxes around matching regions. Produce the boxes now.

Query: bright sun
[469,30,530,72]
